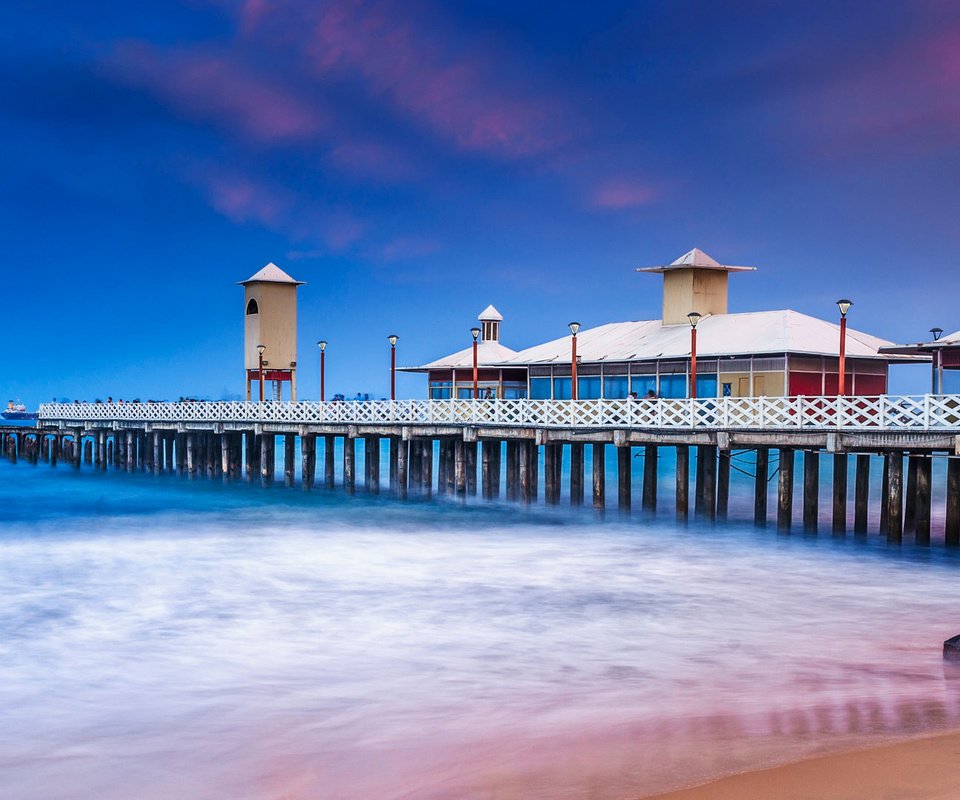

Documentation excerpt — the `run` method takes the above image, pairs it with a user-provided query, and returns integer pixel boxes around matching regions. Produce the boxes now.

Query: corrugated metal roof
[238,262,304,285]
[403,340,519,371]
[498,310,905,365]
[880,328,960,355]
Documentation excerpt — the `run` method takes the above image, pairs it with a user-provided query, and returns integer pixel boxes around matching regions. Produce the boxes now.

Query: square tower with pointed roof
[239,262,304,401]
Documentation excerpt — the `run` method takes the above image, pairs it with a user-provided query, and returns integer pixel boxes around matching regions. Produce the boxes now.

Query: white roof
[404,340,519,371]
[238,262,304,285]
[880,328,960,355]
[637,247,756,274]
[478,304,503,322]
[498,310,905,365]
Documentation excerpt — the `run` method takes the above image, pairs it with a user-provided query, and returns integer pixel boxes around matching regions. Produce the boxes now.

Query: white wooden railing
[36,396,960,431]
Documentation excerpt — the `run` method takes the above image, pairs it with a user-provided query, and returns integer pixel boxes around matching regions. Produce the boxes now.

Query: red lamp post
[471,327,480,399]
[687,312,702,399]
[317,340,327,402]
[256,344,266,402]
[388,334,398,401]
[836,299,852,396]
[931,327,944,393]
[569,322,580,400]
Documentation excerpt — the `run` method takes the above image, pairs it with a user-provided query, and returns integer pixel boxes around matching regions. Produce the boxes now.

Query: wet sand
[642,730,960,800]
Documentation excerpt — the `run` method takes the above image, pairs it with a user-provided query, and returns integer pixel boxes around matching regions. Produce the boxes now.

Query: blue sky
[2,0,957,404]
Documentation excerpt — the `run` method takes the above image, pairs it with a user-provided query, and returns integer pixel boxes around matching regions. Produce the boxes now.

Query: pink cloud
[308,0,570,159]
[325,141,417,182]
[108,42,324,143]
[591,180,658,210]
[378,236,441,260]
[196,169,292,226]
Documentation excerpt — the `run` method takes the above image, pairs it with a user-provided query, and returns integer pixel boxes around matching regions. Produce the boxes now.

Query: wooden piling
[389,438,399,492]
[946,458,960,547]
[879,456,889,535]
[777,448,795,531]
[325,435,335,489]
[366,436,380,494]
[886,452,904,543]
[617,445,631,514]
[803,450,820,533]
[905,455,920,535]
[716,450,730,521]
[343,436,355,495]
[530,442,539,501]
[832,453,847,535]
[702,446,717,521]
[302,434,316,490]
[754,447,768,527]
[642,445,658,515]
[915,455,931,545]
[282,434,294,487]
[260,434,275,487]
[164,434,174,475]
[454,438,466,497]
[676,444,689,523]
[396,439,408,499]
[593,443,606,513]
[186,433,196,480]
[465,441,477,497]
[544,444,558,505]
[481,440,492,499]
[422,439,434,496]
[506,440,520,502]
[570,442,584,507]
[694,446,706,518]
[126,431,134,472]
[518,439,531,504]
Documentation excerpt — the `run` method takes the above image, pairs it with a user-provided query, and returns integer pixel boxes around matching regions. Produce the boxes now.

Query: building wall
[244,283,298,372]
[662,269,729,325]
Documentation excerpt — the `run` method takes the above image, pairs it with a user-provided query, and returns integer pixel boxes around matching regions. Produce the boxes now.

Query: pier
[4,394,960,544]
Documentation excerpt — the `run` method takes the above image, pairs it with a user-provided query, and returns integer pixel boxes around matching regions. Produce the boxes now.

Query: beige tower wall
[244,282,298,371]
[662,269,729,325]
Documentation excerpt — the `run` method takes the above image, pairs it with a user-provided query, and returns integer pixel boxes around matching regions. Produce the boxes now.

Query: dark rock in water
[945,635,960,662]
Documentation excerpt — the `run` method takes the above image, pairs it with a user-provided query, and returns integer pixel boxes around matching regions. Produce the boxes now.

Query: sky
[2,0,958,404]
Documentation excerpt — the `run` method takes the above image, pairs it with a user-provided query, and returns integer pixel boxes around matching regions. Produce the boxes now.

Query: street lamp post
[317,340,327,402]
[931,327,944,393]
[471,327,480,399]
[836,299,852,396]
[388,335,399,401]
[256,344,266,402]
[568,322,580,400]
[687,312,702,399]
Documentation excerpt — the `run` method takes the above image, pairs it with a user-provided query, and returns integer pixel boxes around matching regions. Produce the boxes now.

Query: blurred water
[1,460,958,799]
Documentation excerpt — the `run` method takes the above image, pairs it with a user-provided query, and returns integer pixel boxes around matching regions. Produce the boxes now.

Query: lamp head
[256,344,266,356]
[568,321,581,336]
[836,299,853,317]
[317,340,327,352]
[388,334,399,347]
[931,327,944,341]
[471,327,481,341]
[687,311,702,329]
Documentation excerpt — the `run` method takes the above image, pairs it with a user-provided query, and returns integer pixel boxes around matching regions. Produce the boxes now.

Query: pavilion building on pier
[881,329,960,394]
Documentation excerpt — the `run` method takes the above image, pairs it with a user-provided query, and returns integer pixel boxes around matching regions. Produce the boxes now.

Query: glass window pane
[530,378,552,400]
[603,376,629,399]
[630,375,657,398]
[696,374,718,398]
[944,368,960,394]
[578,377,601,399]
[553,378,572,400]
[659,374,687,399]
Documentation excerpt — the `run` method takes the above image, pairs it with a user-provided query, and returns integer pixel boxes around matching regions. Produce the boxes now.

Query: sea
[1,447,958,799]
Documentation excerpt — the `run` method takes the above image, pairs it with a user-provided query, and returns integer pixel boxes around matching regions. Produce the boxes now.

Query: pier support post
[465,441,477,497]
[437,440,448,496]
[617,445,631,515]
[422,440,434,496]
[754,448,768,527]
[50,435,59,468]
[83,439,93,465]
[832,453,848,535]
[570,442,584,507]
[244,431,255,481]
[915,455,931,545]
[409,438,422,495]
[544,444,558,505]
[879,456,890,536]
[530,442,539,501]
[260,434,275,487]
[642,445,658,516]
[454,439,466,497]
[343,436,355,495]
[905,455,920,535]
[592,443,606,513]
[946,458,960,547]
[153,432,162,477]
[366,437,380,494]
[302,434,316,490]
[777,448,795,531]
[389,438,399,492]
[694,446,705,518]
[803,450,820,533]
[518,439,531,504]
[885,452,903,543]
[676,444,689,523]
[481,440,492,499]
[716,450,730,521]
[853,453,870,536]
[186,433,196,480]
[164,434,174,475]
[283,434,295,488]
[506,440,520,502]
[126,431,134,472]
[396,439,408,499]
[325,435,336,489]
[703,446,717,521]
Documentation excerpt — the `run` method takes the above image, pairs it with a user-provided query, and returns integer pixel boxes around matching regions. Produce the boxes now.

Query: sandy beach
[643,731,960,800]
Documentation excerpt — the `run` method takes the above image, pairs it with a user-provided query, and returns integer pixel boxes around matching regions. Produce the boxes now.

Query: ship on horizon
[2,400,38,421]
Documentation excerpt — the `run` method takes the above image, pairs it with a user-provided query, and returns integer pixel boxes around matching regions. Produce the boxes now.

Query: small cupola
[637,248,755,325]
[478,304,504,342]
